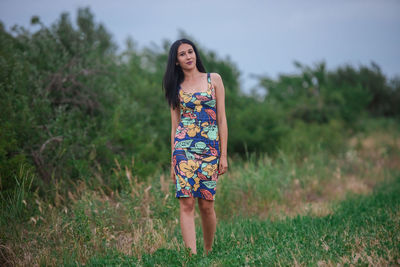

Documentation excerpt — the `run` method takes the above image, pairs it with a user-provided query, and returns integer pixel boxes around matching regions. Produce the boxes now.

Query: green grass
[1,129,399,266]
[96,175,400,266]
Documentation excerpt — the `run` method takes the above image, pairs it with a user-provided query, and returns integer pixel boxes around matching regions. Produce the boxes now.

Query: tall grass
[1,125,399,265]
[0,164,35,227]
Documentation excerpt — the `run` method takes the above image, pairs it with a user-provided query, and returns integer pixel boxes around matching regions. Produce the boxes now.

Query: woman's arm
[170,105,181,162]
[213,73,228,175]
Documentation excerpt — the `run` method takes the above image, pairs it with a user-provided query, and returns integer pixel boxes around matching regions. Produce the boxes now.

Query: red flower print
[181,188,193,197]
[200,189,213,200]
[183,112,196,119]
[205,109,216,120]
[198,172,208,180]
[175,127,188,139]
[209,145,218,156]
[196,95,209,101]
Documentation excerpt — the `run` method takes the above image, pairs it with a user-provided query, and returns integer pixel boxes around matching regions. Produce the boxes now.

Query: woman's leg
[179,197,197,254]
[198,198,216,254]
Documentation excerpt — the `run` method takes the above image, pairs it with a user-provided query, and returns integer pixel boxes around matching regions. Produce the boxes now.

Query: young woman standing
[162,39,228,255]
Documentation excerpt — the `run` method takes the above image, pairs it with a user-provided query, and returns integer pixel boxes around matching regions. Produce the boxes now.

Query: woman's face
[176,43,196,70]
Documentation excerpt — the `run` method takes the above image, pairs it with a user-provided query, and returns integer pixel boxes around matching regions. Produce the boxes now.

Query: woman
[162,38,228,255]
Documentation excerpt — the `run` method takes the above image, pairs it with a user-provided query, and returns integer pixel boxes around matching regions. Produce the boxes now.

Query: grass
[1,123,399,266]
[136,175,400,266]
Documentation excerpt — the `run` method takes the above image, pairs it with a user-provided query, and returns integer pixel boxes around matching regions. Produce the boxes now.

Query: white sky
[1,0,399,93]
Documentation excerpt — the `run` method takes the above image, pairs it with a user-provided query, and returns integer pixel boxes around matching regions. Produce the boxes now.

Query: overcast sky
[1,0,399,93]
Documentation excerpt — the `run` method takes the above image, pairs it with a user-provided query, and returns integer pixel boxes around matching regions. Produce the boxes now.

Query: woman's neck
[182,68,202,81]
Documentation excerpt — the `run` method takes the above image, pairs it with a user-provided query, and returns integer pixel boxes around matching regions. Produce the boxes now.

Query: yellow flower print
[179,159,200,178]
[203,156,216,162]
[201,122,209,138]
[178,174,190,188]
[181,91,193,103]
[195,105,202,113]
[193,99,202,112]
[203,163,217,176]
[193,177,200,191]
[187,123,200,137]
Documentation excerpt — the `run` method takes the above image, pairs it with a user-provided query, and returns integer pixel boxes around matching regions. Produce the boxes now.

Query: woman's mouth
[187,61,193,65]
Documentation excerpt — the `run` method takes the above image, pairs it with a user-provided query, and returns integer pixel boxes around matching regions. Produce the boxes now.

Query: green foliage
[258,60,400,125]
[228,97,287,156]
[1,7,399,207]
[0,164,36,227]
[281,119,347,157]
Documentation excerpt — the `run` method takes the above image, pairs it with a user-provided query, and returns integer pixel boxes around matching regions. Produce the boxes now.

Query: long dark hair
[162,39,207,109]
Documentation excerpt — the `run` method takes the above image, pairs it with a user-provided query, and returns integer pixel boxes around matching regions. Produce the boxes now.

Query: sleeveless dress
[172,72,220,200]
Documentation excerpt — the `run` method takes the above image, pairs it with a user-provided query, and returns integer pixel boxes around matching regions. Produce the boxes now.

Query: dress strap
[207,72,213,91]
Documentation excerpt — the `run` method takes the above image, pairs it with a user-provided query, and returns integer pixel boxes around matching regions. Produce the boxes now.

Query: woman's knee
[198,199,214,215]
[180,197,195,213]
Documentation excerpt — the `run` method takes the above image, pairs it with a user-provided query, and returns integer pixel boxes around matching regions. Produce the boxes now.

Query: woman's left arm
[213,73,228,175]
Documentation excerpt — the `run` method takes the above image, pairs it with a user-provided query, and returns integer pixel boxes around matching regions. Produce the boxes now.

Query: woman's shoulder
[209,73,223,88]
[209,72,222,81]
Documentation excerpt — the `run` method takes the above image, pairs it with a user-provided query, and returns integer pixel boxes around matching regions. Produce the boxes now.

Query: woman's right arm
[170,105,181,164]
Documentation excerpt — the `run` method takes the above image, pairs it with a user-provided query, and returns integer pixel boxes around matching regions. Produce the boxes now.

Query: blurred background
[1,0,399,93]
[1,1,399,265]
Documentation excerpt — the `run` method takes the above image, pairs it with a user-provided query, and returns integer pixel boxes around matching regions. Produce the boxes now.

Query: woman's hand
[218,155,228,175]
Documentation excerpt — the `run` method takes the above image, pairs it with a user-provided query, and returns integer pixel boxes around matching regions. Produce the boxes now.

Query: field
[1,8,400,266]
[2,123,399,266]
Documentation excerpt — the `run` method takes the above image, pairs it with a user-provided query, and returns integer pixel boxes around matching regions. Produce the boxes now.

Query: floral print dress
[172,72,220,200]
